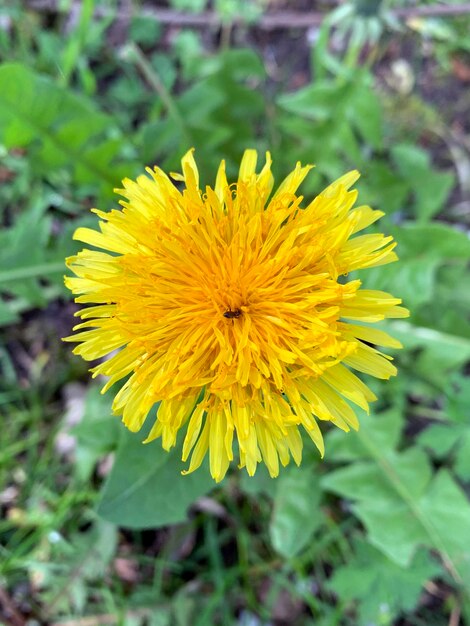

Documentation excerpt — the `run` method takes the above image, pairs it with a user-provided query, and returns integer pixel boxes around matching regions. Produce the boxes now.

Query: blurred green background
[1,1,470,624]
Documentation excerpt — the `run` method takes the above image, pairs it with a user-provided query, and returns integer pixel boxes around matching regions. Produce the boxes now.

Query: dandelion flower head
[65,150,408,482]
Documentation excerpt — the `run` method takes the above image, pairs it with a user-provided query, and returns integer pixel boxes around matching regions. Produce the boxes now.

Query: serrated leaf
[391,144,454,221]
[328,540,441,625]
[418,423,460,455]
[322,412,470,583]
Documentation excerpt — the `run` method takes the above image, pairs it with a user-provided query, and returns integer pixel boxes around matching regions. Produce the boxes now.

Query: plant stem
[122,43,193,148]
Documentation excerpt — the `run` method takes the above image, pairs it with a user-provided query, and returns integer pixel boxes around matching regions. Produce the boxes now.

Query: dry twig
[25,1,470,30]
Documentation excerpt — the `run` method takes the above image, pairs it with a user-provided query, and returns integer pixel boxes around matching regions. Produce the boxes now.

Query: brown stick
[51,608,152,626]
[396,3,470,19]
[448,602,461,626]
[24,1,470,30]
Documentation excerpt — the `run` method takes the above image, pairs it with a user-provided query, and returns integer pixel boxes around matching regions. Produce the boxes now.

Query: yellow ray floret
[65,150,408,482]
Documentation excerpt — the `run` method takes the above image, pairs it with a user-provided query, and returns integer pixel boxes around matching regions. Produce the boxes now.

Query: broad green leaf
[269,466,322,558]
[216,48,265,80]
[97,427,215,529]
[446,374,470,424]
[0,197,92,322]
[130,15,162,46]
[322,412,470,584]
[392,223,470,259]
[455,437,470,481]
[366,257,438,310]
[328,540,441,625]
[360,160,409,214]
[326,408,403,462]
[418,423,461,459]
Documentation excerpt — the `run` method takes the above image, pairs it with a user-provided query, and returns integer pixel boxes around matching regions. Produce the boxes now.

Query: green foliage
[328,541,441,626]
[0,63,137,199]
[390,144,454,222]
[138,48,266,175]
[407,14,470,70]
[97,415,215,529]
[418,375,470,481]
[277,69,382,183]
[30,519,118,615]
[269,467,323,559]
[1,2,470,624]
[0,194,64,324]
[365,222,470,389]
[323,409,470,581]
[72,385,121,481]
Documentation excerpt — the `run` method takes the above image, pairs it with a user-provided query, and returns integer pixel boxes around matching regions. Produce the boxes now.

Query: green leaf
[365,222,470,312]
[388,321,470,381]
[277,81,350,122]
[454,436,470,481]
[217,48,265,81]
[366,256,438,311]
[418,377,470,481]
[418,423,461,459]
[269,466,322,559]
[71,386,121,482]
[391,144,454,221]
[393,223,470,260]
[240,464,276,498]
[322,411,470,585]
[328,540,441,625]
[130,15,162,47]
[347,84,382,149]
[0,63,135,197]
[97,426,215,529]
[0,194,69,323]
[326,407,403,462]
[360,160,409,214]
[33,519,117,614]
[416,264,470,340]
[419,424,470,482]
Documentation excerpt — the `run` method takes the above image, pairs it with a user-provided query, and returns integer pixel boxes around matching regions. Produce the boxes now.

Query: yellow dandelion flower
[65,149,408,482]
